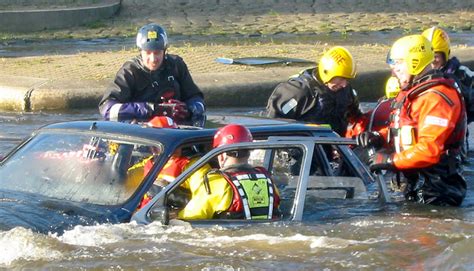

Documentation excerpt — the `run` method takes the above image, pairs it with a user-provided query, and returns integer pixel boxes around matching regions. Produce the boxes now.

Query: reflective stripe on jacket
[221,166,280,220]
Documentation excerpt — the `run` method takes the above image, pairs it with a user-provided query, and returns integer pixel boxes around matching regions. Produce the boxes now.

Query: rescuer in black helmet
[99,23,206,127]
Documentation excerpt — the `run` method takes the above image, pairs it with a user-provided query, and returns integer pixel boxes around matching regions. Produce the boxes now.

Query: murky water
[0,107,473,269]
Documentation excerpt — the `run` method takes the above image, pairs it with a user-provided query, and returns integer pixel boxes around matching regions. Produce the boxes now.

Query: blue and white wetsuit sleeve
[99,99,153,122]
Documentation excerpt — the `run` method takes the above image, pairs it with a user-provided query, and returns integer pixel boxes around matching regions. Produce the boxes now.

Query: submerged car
[0,120,389,233]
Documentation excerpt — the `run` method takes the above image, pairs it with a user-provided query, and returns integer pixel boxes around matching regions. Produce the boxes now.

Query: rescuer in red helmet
[177,124,281,220]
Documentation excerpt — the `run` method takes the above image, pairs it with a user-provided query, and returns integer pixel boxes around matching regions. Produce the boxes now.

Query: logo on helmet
[147,31,157,40]
[409,44,427,53]
[440,32,449,43]
[329,50,346,65]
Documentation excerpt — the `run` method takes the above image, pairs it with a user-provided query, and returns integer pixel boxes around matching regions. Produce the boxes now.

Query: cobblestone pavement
[117,0,473,37]
[2,0,473,41]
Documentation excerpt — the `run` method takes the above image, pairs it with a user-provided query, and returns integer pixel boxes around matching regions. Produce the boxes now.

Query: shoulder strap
[407,76,456,104]
[163,55,180,81]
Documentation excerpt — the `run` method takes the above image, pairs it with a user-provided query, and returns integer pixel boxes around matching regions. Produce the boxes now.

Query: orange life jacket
[389,75,466,169]
[345,98,392,138]
[139,155,194,209]
[144,155,192,182]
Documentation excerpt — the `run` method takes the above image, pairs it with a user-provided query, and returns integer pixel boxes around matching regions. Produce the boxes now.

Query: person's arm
[98,60,153,121]
[174,56,203,101]
[312,86,361,136]
[173,56,206,127]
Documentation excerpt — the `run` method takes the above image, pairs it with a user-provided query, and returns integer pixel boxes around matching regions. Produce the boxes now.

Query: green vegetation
[268,9,279,16]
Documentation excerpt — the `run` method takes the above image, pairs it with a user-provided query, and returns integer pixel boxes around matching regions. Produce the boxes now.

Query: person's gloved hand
[356,131,384,149]
[153,99,189,122]
[167,99,189,121]
[186,98,206,127]
[369,151,395,172]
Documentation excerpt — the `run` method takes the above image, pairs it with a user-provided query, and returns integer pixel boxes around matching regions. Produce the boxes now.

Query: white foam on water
[171,232,366,250]
[58,222,143,246]
[351,219,407,228]
[57,221,195,247]
[55,222,377,254]
[0,227,62,267]
[59,225,117,246]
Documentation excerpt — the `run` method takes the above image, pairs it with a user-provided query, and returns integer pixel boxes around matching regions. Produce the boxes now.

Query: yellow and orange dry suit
[178,164,280,220]
[137,155,200,209]
[345,98,393,139]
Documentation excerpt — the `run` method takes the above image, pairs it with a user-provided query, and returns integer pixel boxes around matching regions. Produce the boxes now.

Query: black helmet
[136,23,169,51]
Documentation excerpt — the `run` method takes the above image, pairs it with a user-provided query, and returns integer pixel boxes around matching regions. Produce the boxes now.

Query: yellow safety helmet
[318,46,356,83]
[386,35,434,76]
[422,26,450,60]
[385,76,401,99]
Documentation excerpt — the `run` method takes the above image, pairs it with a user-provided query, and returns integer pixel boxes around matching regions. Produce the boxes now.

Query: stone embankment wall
[0,0,121,32]
[0,0,103,8]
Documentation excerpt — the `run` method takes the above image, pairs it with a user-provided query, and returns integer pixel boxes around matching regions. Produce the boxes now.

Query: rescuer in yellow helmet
[266,46,362,137]
[358,34,467,206]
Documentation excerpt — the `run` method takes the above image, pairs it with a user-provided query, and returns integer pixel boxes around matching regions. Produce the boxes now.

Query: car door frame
[132,138,318,225]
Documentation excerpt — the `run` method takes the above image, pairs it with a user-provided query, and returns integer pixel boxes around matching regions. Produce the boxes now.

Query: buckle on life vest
[400,125,416,150]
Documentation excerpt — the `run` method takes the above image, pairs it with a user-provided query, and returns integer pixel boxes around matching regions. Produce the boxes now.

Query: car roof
[38,120,338,146]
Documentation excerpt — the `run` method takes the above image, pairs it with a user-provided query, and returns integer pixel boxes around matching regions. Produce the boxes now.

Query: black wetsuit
[266,68,361,136]
[99,54,203,122]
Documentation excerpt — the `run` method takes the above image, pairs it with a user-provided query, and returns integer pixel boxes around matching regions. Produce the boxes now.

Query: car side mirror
[149,206,170,225]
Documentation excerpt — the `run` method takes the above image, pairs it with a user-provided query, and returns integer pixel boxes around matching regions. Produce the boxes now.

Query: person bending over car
[178,124,281,220]
[99,23,206,127]
[266,46,362,136]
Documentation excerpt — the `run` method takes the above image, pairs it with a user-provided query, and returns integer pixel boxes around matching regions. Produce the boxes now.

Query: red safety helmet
[213,124,253,148]
[147,116,178,128]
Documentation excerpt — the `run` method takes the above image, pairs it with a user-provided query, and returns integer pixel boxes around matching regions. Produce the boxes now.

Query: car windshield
[0,131,163,205]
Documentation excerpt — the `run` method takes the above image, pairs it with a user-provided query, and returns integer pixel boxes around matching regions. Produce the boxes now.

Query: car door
[267,136,391,222]
[132,139,318,225]
[132,135,386,226]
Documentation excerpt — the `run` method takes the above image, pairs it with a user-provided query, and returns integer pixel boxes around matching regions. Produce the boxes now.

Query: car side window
[164,146,306,221]
[315,144,359,177]
[302,143,368,219]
